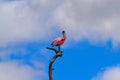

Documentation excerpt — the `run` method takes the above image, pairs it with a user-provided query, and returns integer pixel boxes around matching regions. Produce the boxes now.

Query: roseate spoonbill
[51,30,66,50]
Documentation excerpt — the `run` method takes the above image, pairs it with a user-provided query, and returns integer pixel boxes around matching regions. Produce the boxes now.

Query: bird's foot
[58,46,61,51]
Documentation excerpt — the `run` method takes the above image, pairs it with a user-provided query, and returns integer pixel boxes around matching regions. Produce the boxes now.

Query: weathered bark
[47,47,63,80]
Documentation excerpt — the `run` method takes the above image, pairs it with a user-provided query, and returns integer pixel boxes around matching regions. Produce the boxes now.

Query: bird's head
[62,30,66,39]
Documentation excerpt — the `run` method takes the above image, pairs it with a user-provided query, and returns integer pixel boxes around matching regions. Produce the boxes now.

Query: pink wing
[51,37,65,46]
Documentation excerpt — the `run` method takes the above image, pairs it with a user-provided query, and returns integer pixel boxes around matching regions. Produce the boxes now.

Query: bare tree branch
[47,47,63,80]
[46,47,57,53]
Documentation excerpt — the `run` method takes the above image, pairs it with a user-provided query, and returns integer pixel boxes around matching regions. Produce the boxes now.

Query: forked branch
[47,47,63,80]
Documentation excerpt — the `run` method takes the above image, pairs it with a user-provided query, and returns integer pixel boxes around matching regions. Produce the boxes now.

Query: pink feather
[51,37,65,46]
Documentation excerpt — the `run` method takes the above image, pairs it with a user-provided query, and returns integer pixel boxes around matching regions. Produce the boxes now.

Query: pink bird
[51,31,66,48]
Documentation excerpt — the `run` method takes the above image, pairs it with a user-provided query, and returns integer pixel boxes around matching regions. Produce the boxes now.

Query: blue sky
[1,0,120,80]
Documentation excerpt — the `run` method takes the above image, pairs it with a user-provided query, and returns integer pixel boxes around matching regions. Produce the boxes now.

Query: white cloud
[1,0,120,46]
[0,0,59,47]
[0,47,47,80]
[0,61,46,80]
[53,0,120,45]
[93,66,120,80]
[0,47,30,60]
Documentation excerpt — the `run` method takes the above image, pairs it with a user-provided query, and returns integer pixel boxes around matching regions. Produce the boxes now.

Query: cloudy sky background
[0,0,120,80]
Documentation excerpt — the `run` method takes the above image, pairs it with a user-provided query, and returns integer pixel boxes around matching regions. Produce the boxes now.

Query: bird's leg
[58,46,63,53]
[58,46,60,51]
[56,46,63,57]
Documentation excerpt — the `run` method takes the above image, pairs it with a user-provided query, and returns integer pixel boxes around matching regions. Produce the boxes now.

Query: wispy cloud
[93,66,120,80]
[1,0,120,46]
[0,0,60,47]
[0,61,46,80]
[0,44,47,80]
[53,0,120,45]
